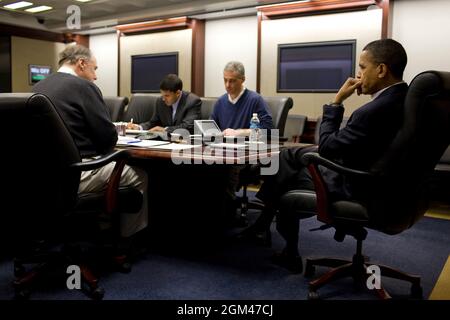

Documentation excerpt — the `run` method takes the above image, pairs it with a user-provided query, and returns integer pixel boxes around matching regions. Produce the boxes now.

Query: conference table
[117,140,312,248]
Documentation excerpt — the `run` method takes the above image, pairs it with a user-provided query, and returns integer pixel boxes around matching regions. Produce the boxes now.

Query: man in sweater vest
[210,61,273,226]
[211,61,272,136]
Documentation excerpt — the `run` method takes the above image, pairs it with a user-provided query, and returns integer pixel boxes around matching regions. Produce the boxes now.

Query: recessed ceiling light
[3,1,33,10]
[25,5,52,13]
[75,0,93,2]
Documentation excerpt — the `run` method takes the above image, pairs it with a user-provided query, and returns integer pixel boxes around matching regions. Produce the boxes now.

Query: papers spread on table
[117,136,198,150]
[147,143,197,150]
[117,136,169,147]
[126,129,148,135]
[208,142,247,149]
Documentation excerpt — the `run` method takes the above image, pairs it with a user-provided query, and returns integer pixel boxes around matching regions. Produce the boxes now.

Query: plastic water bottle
[249,113,260,142]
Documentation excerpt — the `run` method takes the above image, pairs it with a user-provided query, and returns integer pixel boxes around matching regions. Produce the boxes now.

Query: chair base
[13,258,105,300]
[304,255,422,300]
[12,244,107,300]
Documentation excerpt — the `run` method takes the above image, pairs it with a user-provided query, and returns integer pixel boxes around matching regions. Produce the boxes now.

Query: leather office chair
[238,96,294,224]
[122,93,159,123]
[278,70,450,299]
[0,93,143,299]
[285,114,308,142]
[431,145,450,200]
[104,96,129,122]
[200,97,218,120]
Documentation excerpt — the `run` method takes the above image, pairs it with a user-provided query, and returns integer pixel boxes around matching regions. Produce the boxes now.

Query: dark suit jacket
[318,83,408,200]
[32,72,117,158]
[139,91,201,134]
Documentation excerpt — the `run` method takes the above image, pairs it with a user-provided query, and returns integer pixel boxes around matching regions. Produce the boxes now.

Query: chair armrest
[300,152,373,225]
[70,149,130,172]
[301,152,373,178]
[71,149,132,220]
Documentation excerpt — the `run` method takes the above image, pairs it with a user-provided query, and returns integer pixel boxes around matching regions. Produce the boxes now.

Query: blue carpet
[0,201,449,300]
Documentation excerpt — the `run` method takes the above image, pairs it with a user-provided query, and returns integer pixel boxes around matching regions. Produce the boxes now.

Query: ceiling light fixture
[75,0,93,2]
[3,1,33,10]
[25,5,52,13]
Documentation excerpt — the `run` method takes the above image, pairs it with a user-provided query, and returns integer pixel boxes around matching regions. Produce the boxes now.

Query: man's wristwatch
[329,102,343,107]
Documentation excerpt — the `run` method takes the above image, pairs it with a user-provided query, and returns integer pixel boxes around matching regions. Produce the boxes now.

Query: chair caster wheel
[304,264,315,277]
[411,284,423,299]
[89,287,105,300]
[14,288,31,300]
[308,291,320,300]
[117,261,132,274]
[14,265,26,277]
[91,287,105,300]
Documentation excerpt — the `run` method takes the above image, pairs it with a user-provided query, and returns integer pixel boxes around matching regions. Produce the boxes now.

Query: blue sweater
[211,89,273,131]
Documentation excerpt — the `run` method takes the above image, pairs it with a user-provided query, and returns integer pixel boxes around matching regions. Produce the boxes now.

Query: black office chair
[200,97,218,120]
[0,93,143,299]
[278,70,450,299]
[237,96,294,224]
[430,145,450,200]
[122,93,159,123]
[104,96,129,122]
[285,114,308,142]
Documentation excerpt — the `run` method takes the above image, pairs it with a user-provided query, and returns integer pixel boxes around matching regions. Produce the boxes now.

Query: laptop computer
[194,119,223,137]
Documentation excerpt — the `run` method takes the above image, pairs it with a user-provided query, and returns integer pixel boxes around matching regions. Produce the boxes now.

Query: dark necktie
[170,105,174,124]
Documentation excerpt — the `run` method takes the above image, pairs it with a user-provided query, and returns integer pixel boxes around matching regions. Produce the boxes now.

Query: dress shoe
[235,227,272,247]
[271,251,303,274]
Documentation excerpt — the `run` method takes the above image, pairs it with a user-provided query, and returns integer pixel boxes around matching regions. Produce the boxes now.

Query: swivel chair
[278,71,450,299]
[238,96,293,224]
[0,93,143,299]
[122,93,159,123]
[104,96,129,122]
[200,97,218,120]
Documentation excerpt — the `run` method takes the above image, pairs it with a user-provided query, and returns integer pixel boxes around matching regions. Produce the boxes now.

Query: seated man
[33,44,148,238]
[211,61,272,137]
[210,61,273,224]
[127,74,201,135]
[246,39,409,273]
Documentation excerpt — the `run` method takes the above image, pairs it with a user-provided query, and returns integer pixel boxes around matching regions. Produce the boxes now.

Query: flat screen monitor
[277,40,356,93]
[29,65,51,85]
[131,52,178,93]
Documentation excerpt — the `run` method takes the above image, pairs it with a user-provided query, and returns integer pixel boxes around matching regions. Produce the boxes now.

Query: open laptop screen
[194,120,223,136]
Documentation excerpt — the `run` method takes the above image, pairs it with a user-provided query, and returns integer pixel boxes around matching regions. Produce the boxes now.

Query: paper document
[126,129,148,135]
[146,143,198,150]
[117,136,169,147]
[209,143,247,149]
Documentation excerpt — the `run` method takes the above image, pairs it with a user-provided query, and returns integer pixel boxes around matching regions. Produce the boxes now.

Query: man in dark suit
[127,74,201,134]
[241,39,409,273]
[33,44,148,238]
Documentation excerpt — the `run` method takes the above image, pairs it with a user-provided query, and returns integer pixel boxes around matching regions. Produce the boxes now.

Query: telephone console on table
[135,132,162,140]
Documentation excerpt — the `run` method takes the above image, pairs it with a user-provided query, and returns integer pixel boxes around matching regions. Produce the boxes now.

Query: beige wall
[260,9,383,119]
[119,29,192,98]
[392,0,450,83]
[90,32,118,96]
[204,16,258,97]
[11,36,65,92]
